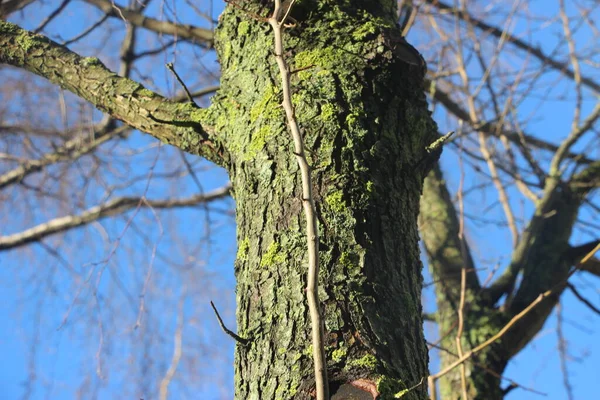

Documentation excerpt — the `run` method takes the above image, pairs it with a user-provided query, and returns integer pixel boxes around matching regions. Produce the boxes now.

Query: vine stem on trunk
[268,1,329,399]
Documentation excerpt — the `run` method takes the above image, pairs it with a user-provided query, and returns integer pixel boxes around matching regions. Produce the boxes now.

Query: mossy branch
[0,20,224,164]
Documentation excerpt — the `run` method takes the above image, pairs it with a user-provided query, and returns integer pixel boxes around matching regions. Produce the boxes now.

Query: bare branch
[556,303,575,400]
[567,283,600,316]
[210,301,250,346]
[580,257,600,277]
[83,0,214,47]
[0,185,231,251]
[159,294,185,400]
[427,341,546,397]
[34,0,71,33]
[428,237,597,389]
[431,288,551,382]
[427,0,600,93]
[478,132,519,248]
[550,104,600,177]
[0,122,127,190]
[567,240,600,278]
[429,84,596,164]
[0,0,34,18]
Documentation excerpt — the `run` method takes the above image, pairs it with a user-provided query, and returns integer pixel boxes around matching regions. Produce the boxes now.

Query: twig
[268,2,329,399]
[432,290,547,381]
[556,302,574,400]
[427,341,546,397]
[425,0,600,93]
[415,131,454,172]
[210,301,250,346]
[454,136,469,399]
[0,186,231,251]
[290,64,315,75]
[399,1,418,37]
[166,62,198,107]
[478,131,519,249]
[426,130,454,154]
[567,282,600,315]
[159,293,185,400]
[34,0,71,33]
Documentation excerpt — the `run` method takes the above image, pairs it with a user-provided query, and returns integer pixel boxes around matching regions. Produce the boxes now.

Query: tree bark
[204,2,436,398]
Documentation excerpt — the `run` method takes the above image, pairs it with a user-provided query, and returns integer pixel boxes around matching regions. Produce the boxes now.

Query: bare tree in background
[0,0,598,399]
[411,0,600,398]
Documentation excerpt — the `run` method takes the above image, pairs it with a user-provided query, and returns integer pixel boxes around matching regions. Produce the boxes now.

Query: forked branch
[428,242,600,399]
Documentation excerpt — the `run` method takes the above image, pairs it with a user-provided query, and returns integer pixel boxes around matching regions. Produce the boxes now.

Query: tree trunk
[204,2,437,398]
[420,165,509,399]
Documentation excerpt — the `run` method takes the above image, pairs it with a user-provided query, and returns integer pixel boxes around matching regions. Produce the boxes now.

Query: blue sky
[1,1,598,399]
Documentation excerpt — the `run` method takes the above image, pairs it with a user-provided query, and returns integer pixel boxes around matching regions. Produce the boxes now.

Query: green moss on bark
[209,2,435,398]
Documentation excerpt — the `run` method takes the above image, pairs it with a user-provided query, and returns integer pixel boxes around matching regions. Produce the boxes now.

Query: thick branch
[580,258,600,277]
[483,190,571,306]
[567,241,600,277]
[0,21,224,164]
[497,186,587,355]
[83,0,214,46]
[420,163,481,296]
[500,241,600,358]
[0,0,34,17]
[550,105,600,176]
[0,185,231,251]
[570,161,600,194]
[483,160,600,306]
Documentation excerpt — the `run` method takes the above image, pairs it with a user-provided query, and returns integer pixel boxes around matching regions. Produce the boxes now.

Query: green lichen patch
[339,251,359,270]
[81,56,103,67]
[244,125,273,161]
[260,241,286,267]
[347,353,378,370]
[377,376,410,399]
[250,84,281,123]
[320,102,336,122]
[331,346,348,363]
[352,20,378,41]
[237,20,250,36]
[294,47,365,79]
[325,190,346,213]
[0,20,20,34]
[17,31,46,52]
[237,237,250,261]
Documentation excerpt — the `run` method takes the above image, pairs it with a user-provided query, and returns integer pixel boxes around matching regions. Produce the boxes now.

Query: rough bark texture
[200,1,436,398]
